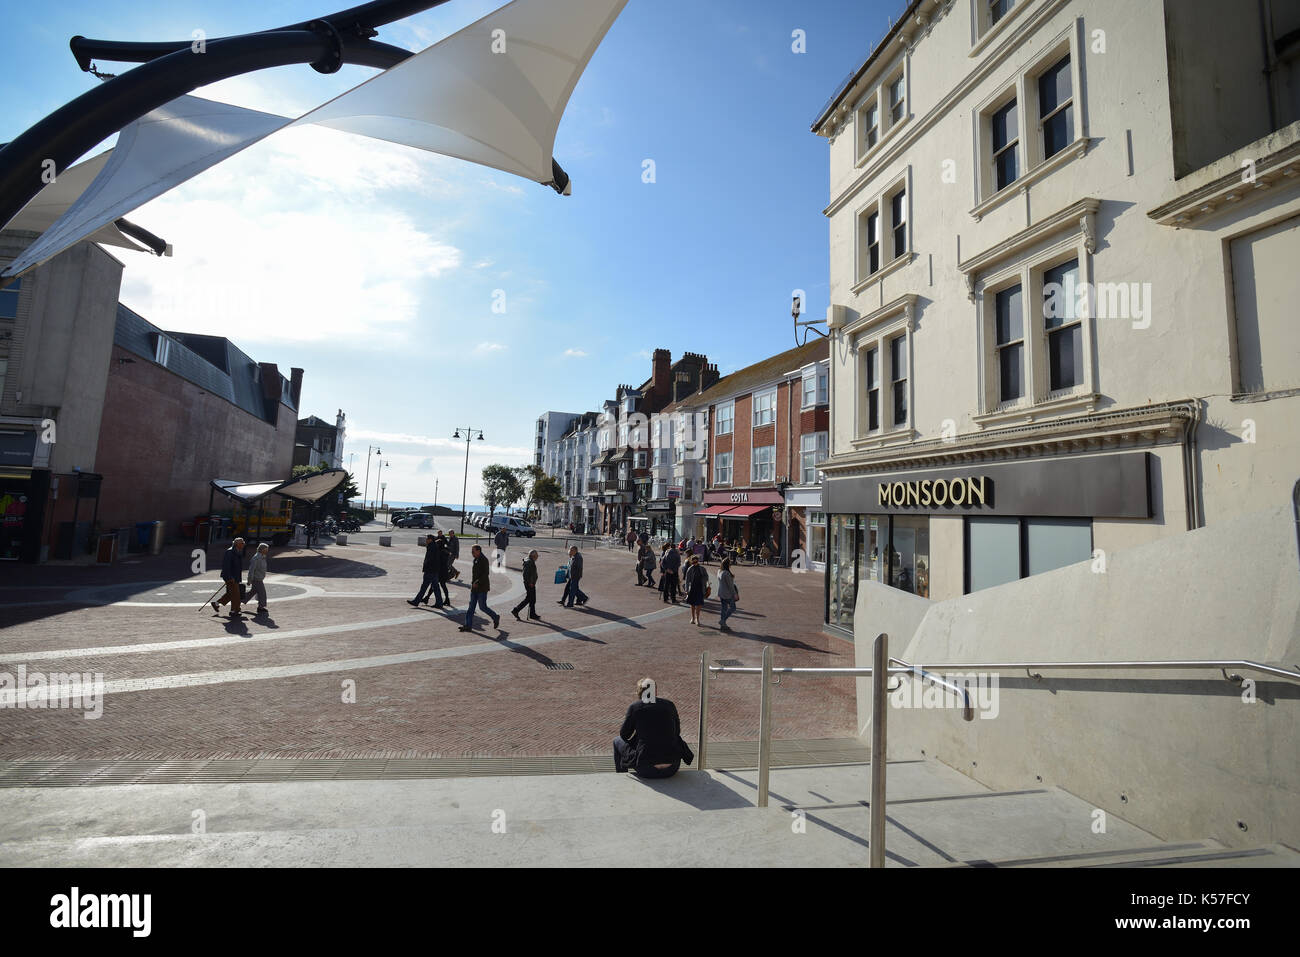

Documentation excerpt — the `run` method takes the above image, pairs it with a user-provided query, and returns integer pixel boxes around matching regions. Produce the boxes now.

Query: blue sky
[1,0,902,505]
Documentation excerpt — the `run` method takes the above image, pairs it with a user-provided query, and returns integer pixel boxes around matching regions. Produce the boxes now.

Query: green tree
[532,475,563,517]
[481,464,524,524]
[513,464,548,517]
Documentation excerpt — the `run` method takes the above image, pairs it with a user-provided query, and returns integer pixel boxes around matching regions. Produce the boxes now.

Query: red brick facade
[93,344,297,534]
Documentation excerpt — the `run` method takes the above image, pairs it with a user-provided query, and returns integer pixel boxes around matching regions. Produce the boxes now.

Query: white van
[489,514,536,537]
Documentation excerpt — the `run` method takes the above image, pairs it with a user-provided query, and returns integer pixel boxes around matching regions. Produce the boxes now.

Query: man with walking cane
[211,537,246,619]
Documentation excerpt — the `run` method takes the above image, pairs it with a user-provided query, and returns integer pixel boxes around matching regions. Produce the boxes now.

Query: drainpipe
[1179,400,1203,531]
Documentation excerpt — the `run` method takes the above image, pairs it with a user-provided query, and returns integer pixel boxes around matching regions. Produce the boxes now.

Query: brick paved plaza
[0,528,857,760]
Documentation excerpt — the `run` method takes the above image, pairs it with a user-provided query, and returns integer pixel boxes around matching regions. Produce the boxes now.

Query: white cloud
[116,127,464,347]
[347,428,530,459]
[474,342,506,354]
[563,348,588,358]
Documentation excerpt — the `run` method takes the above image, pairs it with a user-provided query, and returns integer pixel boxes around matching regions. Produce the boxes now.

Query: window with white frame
[716,400,734,436]
[752,445,775,483]
[849,297,915,440]
[653,448,667,467]
[887,73,905,125]
[864,346,881,432]
[1037,54,1074,161]
[801,363,829,408]
[973,37,1084,209]
[856,172,911,285]
[753,389,776,427]
[684,477,693,499]
[808,510,827,565]
[715,451,733,485]
[890,336,908,426]
[852,58,907,167]
[974,229,1095,419]
[0,277,21,320]
[800,432,828,484]
[635,451,647,469]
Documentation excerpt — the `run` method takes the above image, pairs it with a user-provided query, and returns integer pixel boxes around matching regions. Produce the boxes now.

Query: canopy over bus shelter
[209,469,349,541]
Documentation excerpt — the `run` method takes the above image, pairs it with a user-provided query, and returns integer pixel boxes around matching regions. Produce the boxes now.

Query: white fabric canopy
[212,468,347,504]
[3,0,627,278]
[4,150,157,252]
[3,98,289,277]
[297,0,628,183]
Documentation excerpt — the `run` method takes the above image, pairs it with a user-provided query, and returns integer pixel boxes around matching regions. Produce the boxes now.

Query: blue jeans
[720,599,736,626]
[563,579,588,607]
[466,591,497,629]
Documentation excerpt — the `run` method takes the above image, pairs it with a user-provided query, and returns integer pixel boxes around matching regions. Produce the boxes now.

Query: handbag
[554,564,569,584]
[705,584,712,599]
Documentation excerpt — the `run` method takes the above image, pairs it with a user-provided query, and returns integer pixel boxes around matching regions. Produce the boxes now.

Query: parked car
[395,512,433,528]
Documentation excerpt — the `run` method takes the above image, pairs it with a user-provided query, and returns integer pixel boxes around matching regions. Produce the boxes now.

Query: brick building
[695,339,829,563]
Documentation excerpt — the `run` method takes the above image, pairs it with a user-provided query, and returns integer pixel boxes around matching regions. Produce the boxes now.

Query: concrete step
[1,760,1291,867]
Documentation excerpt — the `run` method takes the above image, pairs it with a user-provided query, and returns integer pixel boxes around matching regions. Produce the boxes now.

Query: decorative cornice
[1147,137,1300,227]
[841,293,918,338]
[822,401,1195,474]
[958,197,1100,278]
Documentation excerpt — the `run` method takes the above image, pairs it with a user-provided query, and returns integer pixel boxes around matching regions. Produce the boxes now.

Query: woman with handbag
[717,558,739,632]
[683,554,709,626]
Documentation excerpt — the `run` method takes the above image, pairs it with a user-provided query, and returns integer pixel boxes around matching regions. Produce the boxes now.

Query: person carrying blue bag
[557,545,588,607]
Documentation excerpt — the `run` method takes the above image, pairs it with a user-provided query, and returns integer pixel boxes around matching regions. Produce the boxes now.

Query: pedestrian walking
[637,541,656,588]
[410,532,448,608]
[494,524,510,556]
[512,549,541,621]
[559,545,588,607]
[212,537,246,618]
[447,529,461,583]
[626,529,637,551]
[684,553,709,626]
[459,545,500,632]
[247,542,270,615]
[718,558,739,632]
[660,542,681,604]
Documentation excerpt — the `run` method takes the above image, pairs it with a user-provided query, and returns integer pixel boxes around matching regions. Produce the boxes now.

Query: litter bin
[135,522,153,550]
[115,526,132,557]
[97,534,117,564]
[149,520,165,555]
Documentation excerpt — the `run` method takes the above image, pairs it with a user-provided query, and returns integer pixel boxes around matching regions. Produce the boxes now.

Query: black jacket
[424,537,447,574]
[221,546,242,581]
[568,552,583,583]
[522,556,538,587]
[471,553,490,593]
[619,698,694,769]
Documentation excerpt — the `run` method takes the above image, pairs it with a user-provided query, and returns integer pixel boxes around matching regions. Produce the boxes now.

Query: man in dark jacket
[410,532,448,608]
[493,525,510,555]
[559,545,587,607]
[512,548,541,621]
[660,545,681,604]
[614,678,694,778]
[212,537,246,618]
[459,544,500,632]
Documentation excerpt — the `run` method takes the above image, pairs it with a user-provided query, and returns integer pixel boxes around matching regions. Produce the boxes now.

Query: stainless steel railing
[698,638,1300,868]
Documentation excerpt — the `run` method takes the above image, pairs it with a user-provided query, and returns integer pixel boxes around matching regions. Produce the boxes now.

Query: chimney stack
[289,367,304,408]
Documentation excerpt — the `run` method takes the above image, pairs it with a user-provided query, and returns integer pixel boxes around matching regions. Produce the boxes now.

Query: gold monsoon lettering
[879,476,988,508]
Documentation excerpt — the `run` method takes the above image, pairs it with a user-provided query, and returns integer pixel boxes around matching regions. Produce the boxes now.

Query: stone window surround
[843,293,919,449]
[852,167,914,293]
[853,52,911,169]
[970,23,1089,218]
[962,197,1100,427]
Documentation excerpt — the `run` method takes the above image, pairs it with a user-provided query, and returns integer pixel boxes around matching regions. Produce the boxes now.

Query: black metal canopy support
[0,0,453,233]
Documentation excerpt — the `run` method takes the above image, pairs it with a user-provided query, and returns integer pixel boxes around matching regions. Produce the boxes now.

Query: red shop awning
[722,504,772,518]
[694,504,734,516]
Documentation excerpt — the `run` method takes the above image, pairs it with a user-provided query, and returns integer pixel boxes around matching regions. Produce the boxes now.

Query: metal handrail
[698,640,1300,868]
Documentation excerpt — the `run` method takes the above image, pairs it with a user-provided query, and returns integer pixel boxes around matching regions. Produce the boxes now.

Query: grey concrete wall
[7,240,123,472]
[855,504,1300,848]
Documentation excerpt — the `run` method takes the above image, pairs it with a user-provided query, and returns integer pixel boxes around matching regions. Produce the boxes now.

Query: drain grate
[544,662,575,670]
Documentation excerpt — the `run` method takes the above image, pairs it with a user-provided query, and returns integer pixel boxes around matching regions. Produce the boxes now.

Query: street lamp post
[363,445,381,512]
[451,426,485,535]
[376,460,389,523]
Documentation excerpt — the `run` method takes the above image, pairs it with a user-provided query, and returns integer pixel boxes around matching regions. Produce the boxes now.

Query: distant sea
[370,500,488,513]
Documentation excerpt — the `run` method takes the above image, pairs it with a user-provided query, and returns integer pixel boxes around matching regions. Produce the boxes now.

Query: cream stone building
[813,0,1300,632]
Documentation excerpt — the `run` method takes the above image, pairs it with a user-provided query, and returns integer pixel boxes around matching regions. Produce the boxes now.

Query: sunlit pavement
[0,526,856,759]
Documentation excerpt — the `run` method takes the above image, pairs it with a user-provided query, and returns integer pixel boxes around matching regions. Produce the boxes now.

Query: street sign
[667,486,683,499]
